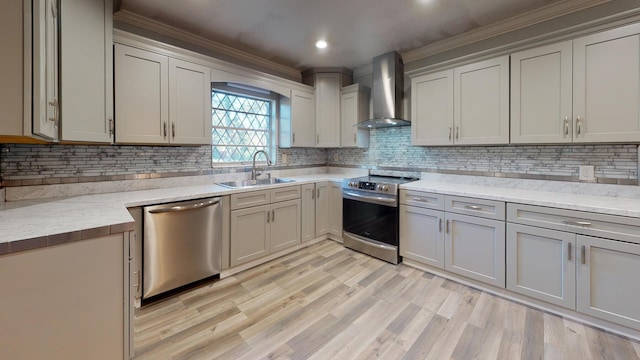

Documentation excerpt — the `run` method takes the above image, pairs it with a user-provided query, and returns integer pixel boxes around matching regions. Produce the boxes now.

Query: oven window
[343,198,399,246]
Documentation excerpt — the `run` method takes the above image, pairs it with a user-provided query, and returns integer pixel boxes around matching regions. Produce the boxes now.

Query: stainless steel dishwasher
[143,197,222,299]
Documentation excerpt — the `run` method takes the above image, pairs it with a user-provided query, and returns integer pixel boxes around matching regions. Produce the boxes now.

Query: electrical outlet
[579,165,595,181]
[333,153,339,162]
[282,153,287,164]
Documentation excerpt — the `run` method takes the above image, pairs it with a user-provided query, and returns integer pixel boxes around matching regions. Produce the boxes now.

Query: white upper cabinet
[340,84,370,148]
[454,56,510,145]
[169,58,211,145]
[115,44,168,144]
[315,73,341,147]
[511,41,573,144]
[573,23,640,143]
[410,56,509,146]
[59,0,113,143]
[115,44,211,145]
[291,88,316,147]
[411,69,454,146]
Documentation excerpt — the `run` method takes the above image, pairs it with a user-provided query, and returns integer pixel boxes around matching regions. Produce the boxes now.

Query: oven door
[342,189,398,247]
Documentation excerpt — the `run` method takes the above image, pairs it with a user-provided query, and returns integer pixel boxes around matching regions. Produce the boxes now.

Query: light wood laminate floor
[133,240,640,360]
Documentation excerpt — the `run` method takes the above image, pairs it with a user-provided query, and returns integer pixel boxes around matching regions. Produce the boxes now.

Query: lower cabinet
[301,181,342,242]
[315,182,330,236]
[399,190,506,288]
[230,186,301,267]
[328,182,343,238]
[301,183,316,242]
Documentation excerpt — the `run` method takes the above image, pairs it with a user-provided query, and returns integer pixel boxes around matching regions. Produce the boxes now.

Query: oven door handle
[343,190,397,207]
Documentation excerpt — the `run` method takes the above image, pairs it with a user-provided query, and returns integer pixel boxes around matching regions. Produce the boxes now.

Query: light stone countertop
[0,173,349,255]
[2,171,640,255]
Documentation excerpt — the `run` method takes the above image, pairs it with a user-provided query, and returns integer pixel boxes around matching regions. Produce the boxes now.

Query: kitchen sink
[216,178,296,188]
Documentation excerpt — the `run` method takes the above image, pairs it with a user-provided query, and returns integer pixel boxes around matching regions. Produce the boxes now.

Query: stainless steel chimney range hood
[357,51,410,129]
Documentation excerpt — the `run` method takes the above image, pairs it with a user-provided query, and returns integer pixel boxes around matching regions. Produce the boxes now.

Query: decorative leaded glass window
[211,87,274,164]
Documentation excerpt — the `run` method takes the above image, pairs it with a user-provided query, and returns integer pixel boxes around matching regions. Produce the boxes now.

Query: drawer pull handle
[581,245,586,265]
[567,242,572,261]
[562,220,592,227]
[412,197,430,203]
[464,205,482,211]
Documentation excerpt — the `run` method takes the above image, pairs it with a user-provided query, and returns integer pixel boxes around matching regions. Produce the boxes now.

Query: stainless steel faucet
[251,150,272,180]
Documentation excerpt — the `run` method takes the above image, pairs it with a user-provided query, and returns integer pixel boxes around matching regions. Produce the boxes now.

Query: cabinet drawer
[445,195,505,220]
[271,185,301,203]
[400,190,444,210]
[507,203,640,244]
[230,190,270,210]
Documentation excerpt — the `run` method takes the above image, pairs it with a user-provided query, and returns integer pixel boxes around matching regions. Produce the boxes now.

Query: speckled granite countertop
[2,171,640,256]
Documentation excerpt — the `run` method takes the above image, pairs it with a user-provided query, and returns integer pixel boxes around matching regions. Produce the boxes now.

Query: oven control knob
[349,182,356,187]
[381,185,389,191]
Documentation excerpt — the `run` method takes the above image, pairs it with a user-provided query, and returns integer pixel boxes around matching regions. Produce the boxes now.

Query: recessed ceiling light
[315,40,328,49]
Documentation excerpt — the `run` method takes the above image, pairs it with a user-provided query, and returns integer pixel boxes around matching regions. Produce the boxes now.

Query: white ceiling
[120,0,560,70]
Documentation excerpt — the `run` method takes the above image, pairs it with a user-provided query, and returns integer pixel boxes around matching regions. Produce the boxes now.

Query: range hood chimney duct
[358,51,410,128]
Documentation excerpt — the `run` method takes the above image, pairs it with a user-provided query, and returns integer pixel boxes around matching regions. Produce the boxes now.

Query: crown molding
[113,9,301,81]
[402,0,612,64]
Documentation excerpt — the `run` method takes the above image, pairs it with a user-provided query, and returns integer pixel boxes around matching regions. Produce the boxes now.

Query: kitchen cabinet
[510,41,573,144]
[115,44,211,145]
[507,203,640,330]
[399,190,506,287]
[301,183,316,242]
[340,84,370,148]
[511,22,640,144]
[315,182,330,236]
[328,182,343,238]
[279,87,316,147]
[230,186,301,266]
[59,0,113,143]
[454,56,510,145]
[0,234,126,359]
[410,56,509,145]
[315,73,342,147]
[411,69,454,146]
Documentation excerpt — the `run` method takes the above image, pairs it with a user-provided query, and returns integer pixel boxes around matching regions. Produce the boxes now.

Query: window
[211,86,275,164]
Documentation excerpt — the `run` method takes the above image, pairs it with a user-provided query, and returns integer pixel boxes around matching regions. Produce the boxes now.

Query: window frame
[211,83,278,167]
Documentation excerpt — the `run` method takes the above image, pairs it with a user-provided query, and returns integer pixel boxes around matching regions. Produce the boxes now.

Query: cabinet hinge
[109,117,114,136]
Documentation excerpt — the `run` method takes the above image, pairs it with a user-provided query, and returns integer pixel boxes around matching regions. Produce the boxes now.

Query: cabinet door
[340,85,370,148]
[506,224,576,308]
[329,183,343,237]
[291,89,316,147]
[400,205,445,268]
[59,0,113,143]
[511,41,573,144]
[169,58,211,145]
[577,235,640,330]
[315,182,330,236]
[445,213,505,287]
[230,205,270,266]
[301,184,316,242]
[315,73,341,147]
[114,44,168,144]
[573,23,640,143]
[411,69,454,146]
[32,0,59,140]
[271,199,301,252]
[454,56,509,145]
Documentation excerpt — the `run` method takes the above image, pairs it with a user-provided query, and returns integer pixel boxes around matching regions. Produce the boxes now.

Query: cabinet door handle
[163,122,168,138]
[581,245,586,265]
[446,219,450,234]
[292,133,296,144]
[267,211,270,223]
[576,116,582,135]
[172,122,176,138]
[564,116,569,137]
[272,209,275,222]
[317,189,320,198]
[568,242,572,261]
[311,188,315,199]
[455,126,459,140]
[562,220,592,227]
[48,98,58,123]
[448,127,452,141]
[439,218,442,232]
[464,205,482,211]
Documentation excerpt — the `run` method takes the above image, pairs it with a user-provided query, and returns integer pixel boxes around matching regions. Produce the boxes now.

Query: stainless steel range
[342,175,418,264]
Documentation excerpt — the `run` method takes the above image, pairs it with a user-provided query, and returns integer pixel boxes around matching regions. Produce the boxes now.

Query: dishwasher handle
[148,198,220,214]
